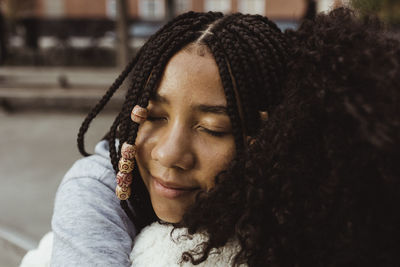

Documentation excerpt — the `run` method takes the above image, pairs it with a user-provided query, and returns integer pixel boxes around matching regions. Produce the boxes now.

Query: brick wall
[65,0,107,18]
[266,0,306,19]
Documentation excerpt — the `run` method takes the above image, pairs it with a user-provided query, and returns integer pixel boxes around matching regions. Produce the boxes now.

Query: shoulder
[51,140,136,266]
[53,140,129,228]
[60,140,115,190]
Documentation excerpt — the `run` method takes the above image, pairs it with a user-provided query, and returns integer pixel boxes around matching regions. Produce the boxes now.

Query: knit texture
[130,222,244,266]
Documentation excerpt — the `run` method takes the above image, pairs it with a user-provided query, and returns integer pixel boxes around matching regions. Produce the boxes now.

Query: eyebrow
[151,92,228,115]
[195,104,228,115]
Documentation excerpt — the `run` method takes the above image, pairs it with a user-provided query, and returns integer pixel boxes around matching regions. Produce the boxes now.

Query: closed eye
[200,127,229,137]
[147,116,167,122]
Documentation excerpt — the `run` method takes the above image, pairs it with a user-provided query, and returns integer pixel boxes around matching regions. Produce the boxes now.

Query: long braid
[77,56,138,156]
[120,30,202,226]
[219,24,261,133]
[228,23,275,133]
[213,16,288,135]
[123,14,218,144]
[233,19,286,107]
[208,38,246,156]
[106,13,220,172]
[241,18,289,80]
[75,12,223,226]
[106,12,225,228]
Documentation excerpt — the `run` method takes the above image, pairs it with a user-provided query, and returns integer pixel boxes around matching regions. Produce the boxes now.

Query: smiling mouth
[151,176,199,199]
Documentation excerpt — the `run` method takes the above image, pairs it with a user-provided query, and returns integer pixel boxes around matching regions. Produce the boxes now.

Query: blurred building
[8,0,350,19]
[0,0,349,66]
[0,1,306,49]
[318,0,350,12]
[3,0,311,20]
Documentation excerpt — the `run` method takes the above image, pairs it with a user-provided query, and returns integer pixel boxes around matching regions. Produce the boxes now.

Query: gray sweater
[51,140,136,266]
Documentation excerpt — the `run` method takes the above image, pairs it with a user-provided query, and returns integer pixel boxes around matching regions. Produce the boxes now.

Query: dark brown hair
[179,8,400,266]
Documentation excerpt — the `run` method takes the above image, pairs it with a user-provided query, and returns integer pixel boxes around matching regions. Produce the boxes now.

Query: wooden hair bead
[121,142,137,160]
[131,105,148,124]
[118,158,135,173]
[116,185,131,200]
[116,171,133,188]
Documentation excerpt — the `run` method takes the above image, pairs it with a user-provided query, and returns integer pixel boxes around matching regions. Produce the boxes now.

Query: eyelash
[200,128,228,137]
[147,116,228,138]
[147,116,166,122]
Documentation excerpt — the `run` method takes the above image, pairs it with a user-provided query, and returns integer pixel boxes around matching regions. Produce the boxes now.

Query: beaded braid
[116,12,221,147]
[77,56,138,157]
[106,18,214,223]
[118,14,222,153]
[110,12,225,224]
[77,18,168,159]
[77,12,289,238]
[110,12,219,170]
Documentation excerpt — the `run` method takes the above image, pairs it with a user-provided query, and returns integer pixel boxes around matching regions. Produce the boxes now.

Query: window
[204,0,231,14]
[317,0,332,12]
[44,0,64,17]
[139,0,165,20]
[238,0,265,15]
[106,0,117,19]
[175,0,191,14]
[317,0,348,12]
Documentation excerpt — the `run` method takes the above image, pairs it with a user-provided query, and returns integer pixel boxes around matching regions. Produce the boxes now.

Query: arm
[51,143,136,266]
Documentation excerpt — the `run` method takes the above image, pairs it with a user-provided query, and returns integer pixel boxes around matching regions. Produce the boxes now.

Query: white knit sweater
[130,222,244,266]
[20,223,243,267]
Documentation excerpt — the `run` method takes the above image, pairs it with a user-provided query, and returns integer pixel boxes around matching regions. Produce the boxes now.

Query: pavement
[0,66,125,266]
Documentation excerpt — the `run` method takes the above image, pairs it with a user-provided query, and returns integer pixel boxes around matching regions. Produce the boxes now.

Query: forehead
[156,48,227,106]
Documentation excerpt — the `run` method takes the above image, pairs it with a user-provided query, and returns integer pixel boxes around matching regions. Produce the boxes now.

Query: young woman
[50,11,289,266]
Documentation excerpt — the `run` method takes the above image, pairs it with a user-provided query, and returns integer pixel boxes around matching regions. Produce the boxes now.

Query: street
[0,110,117,266]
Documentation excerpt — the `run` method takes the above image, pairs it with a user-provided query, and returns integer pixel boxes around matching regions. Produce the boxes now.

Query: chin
[154,209,183,223]
[153,205,186,223]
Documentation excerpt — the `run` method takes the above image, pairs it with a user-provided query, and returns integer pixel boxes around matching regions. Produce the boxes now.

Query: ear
[259,111,268,121]
[246,136,256,146]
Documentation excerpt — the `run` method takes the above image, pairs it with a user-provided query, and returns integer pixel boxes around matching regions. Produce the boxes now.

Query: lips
[151,176,199,199]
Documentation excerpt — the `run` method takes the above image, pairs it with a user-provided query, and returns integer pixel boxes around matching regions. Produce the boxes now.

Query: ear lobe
[246,136,256,146]
[259,111,268,121]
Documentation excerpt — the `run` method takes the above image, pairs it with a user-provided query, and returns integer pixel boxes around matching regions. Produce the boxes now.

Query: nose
[151,121,195,170]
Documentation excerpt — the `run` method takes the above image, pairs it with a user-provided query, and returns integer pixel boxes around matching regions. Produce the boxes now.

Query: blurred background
[0,0,399,266]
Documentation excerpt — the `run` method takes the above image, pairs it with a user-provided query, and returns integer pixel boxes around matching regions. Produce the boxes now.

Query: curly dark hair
[77,12,289,236]
[179,8,400,266]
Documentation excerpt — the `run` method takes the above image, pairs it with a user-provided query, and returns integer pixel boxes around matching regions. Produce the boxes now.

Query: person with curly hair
[175,8,399,266]
[46,11,289,266]
[20,7,397,267]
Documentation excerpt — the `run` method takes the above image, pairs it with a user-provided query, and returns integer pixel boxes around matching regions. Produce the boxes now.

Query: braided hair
[76,10,289,259]
[179,8,400,266]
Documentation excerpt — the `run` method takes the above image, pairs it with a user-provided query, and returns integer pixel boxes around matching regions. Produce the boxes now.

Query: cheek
[197,139,236,189]
[135,123,152,147]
